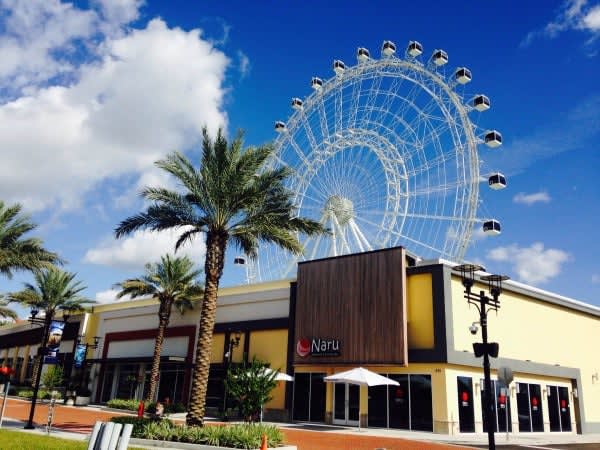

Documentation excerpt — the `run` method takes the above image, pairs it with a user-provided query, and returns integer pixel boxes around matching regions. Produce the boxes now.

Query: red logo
[297,338,311,357]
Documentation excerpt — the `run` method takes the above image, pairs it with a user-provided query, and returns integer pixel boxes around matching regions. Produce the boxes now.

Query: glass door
[333,383,360,426]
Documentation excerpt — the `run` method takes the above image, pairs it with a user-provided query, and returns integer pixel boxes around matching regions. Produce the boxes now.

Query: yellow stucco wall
[210,333,225,364]
[450,275,600,425]
[248,329,289,410]
[406,273,434,349]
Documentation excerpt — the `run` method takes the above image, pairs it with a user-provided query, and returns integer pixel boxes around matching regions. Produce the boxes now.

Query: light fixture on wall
[592,372,599,384]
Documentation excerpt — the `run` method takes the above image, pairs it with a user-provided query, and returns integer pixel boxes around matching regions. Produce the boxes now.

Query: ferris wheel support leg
[331,214,351,255]
[350,219,373,251]
[348,220,366,253]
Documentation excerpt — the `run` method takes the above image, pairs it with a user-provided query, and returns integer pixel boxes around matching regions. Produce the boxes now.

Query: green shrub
[108,418,283,449]
[16,389,62,400]
[109,416,173,435]
[106,398,142,411]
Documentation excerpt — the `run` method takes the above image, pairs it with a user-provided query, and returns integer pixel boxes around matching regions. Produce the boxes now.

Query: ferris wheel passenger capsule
[432,49,448,66]
[455,67,472,84]
[291,98,303,110]
[407,41,423,57]
[488,173,507,190]
[357,47,370,62]
[381,40,396,56]
[484,130,503,148]
[333,60,346,75]
[274,121,286,133]
[483,219,502,236]
[311,77,323,90]
[473,94,491,112]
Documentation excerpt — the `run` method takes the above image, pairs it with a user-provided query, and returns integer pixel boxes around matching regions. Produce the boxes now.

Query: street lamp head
[481,274,510,297]
[453,263,485,289]
[30,307,39,320]
[233,331,242,347]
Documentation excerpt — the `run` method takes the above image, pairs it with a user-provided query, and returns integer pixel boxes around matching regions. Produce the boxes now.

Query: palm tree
[8,267,93,318]
[7,266,94,428]
[0,298,17,322]
[115,254,203,403]
[115,127,326,425]
[0,201,62,278]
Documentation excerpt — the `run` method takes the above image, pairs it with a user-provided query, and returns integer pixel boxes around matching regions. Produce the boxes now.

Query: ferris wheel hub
[324,195,354,225]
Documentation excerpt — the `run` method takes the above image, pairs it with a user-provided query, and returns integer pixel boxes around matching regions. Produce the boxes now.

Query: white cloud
[84,227,206,271]
[522,0,600,48]
[513,191,551,205]
[487,242,571,284]
[0,13,228,212]
[95,288,122,303]
[237,50,251,78]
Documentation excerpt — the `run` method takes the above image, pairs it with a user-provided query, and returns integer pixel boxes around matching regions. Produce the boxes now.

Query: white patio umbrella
[257,368,293,422]
[324,367,399,431]
[261,367,294,382]
[324,367,399,387]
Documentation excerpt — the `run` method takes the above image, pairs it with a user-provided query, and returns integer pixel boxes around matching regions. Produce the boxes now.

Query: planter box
[128,438,296,450]
[75,395,91,406]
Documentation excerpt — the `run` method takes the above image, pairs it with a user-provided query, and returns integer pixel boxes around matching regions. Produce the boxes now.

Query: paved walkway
[2,397,600,450]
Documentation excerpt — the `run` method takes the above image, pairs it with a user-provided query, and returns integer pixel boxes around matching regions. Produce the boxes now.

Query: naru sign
[297,337,341,357]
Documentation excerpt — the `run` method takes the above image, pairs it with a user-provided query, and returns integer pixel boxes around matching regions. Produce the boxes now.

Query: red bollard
[137,401,145,418]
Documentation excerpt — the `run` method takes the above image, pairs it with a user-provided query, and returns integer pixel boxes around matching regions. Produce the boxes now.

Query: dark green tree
[115,127,326,425]
[225,358,278,423]
[115,254,203,403]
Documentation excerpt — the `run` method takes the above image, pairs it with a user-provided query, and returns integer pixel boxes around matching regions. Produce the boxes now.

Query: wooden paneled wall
[293,247,407,365]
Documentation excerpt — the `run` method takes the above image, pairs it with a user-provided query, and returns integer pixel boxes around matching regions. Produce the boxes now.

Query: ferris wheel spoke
[300,111,319,152]
[358,76,383,128]
[347,76,363,129]
[334,80,344,135]
[314,94,330,143]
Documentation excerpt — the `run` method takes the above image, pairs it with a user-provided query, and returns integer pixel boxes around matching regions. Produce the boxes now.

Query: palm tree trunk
[186,231,227,426]
[146,297,172,403]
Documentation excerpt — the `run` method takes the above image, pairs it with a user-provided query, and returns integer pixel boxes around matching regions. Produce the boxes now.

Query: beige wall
[450,275,600,428]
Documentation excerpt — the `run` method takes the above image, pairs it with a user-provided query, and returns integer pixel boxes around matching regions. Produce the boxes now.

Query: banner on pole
[74,344,87,368]
[44,321,65,364]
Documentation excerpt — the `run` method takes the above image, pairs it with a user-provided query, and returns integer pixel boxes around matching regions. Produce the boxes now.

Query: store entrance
[333,383,359,426]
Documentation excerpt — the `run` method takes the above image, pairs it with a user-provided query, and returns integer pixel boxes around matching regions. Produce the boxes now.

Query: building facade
[1,246,599,435]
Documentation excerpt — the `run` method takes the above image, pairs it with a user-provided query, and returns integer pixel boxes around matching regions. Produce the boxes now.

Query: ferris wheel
[254,40,506,283]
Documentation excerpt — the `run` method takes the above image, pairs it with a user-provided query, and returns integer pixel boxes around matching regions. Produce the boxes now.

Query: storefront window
[366,374,432,431]
[457,376,475,432]
[293,372,325,422]
[116,364,141,399]
[157,363,186,404]
[517,382,544,432]
[368,384,388,427]
[101,364,116,403]
[495,381,512,432]
[410,374,433,431]
[548,385,572,432]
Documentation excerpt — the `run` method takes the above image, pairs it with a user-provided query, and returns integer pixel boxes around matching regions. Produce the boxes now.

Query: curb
[129,438,297,450]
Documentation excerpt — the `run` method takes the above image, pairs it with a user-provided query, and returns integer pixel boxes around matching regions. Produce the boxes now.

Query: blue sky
[0,0,599,314]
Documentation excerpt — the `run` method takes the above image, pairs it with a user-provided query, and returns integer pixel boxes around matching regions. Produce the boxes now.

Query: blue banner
[73,343,87,368]
[44,320,65,364]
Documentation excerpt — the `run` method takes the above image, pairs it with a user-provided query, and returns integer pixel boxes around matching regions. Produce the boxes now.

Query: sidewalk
[2,397,600,450]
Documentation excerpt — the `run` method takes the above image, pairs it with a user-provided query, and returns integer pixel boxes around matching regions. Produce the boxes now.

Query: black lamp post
[24,308,71,429]
[223,331,242,414]
[454,264,509,450]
